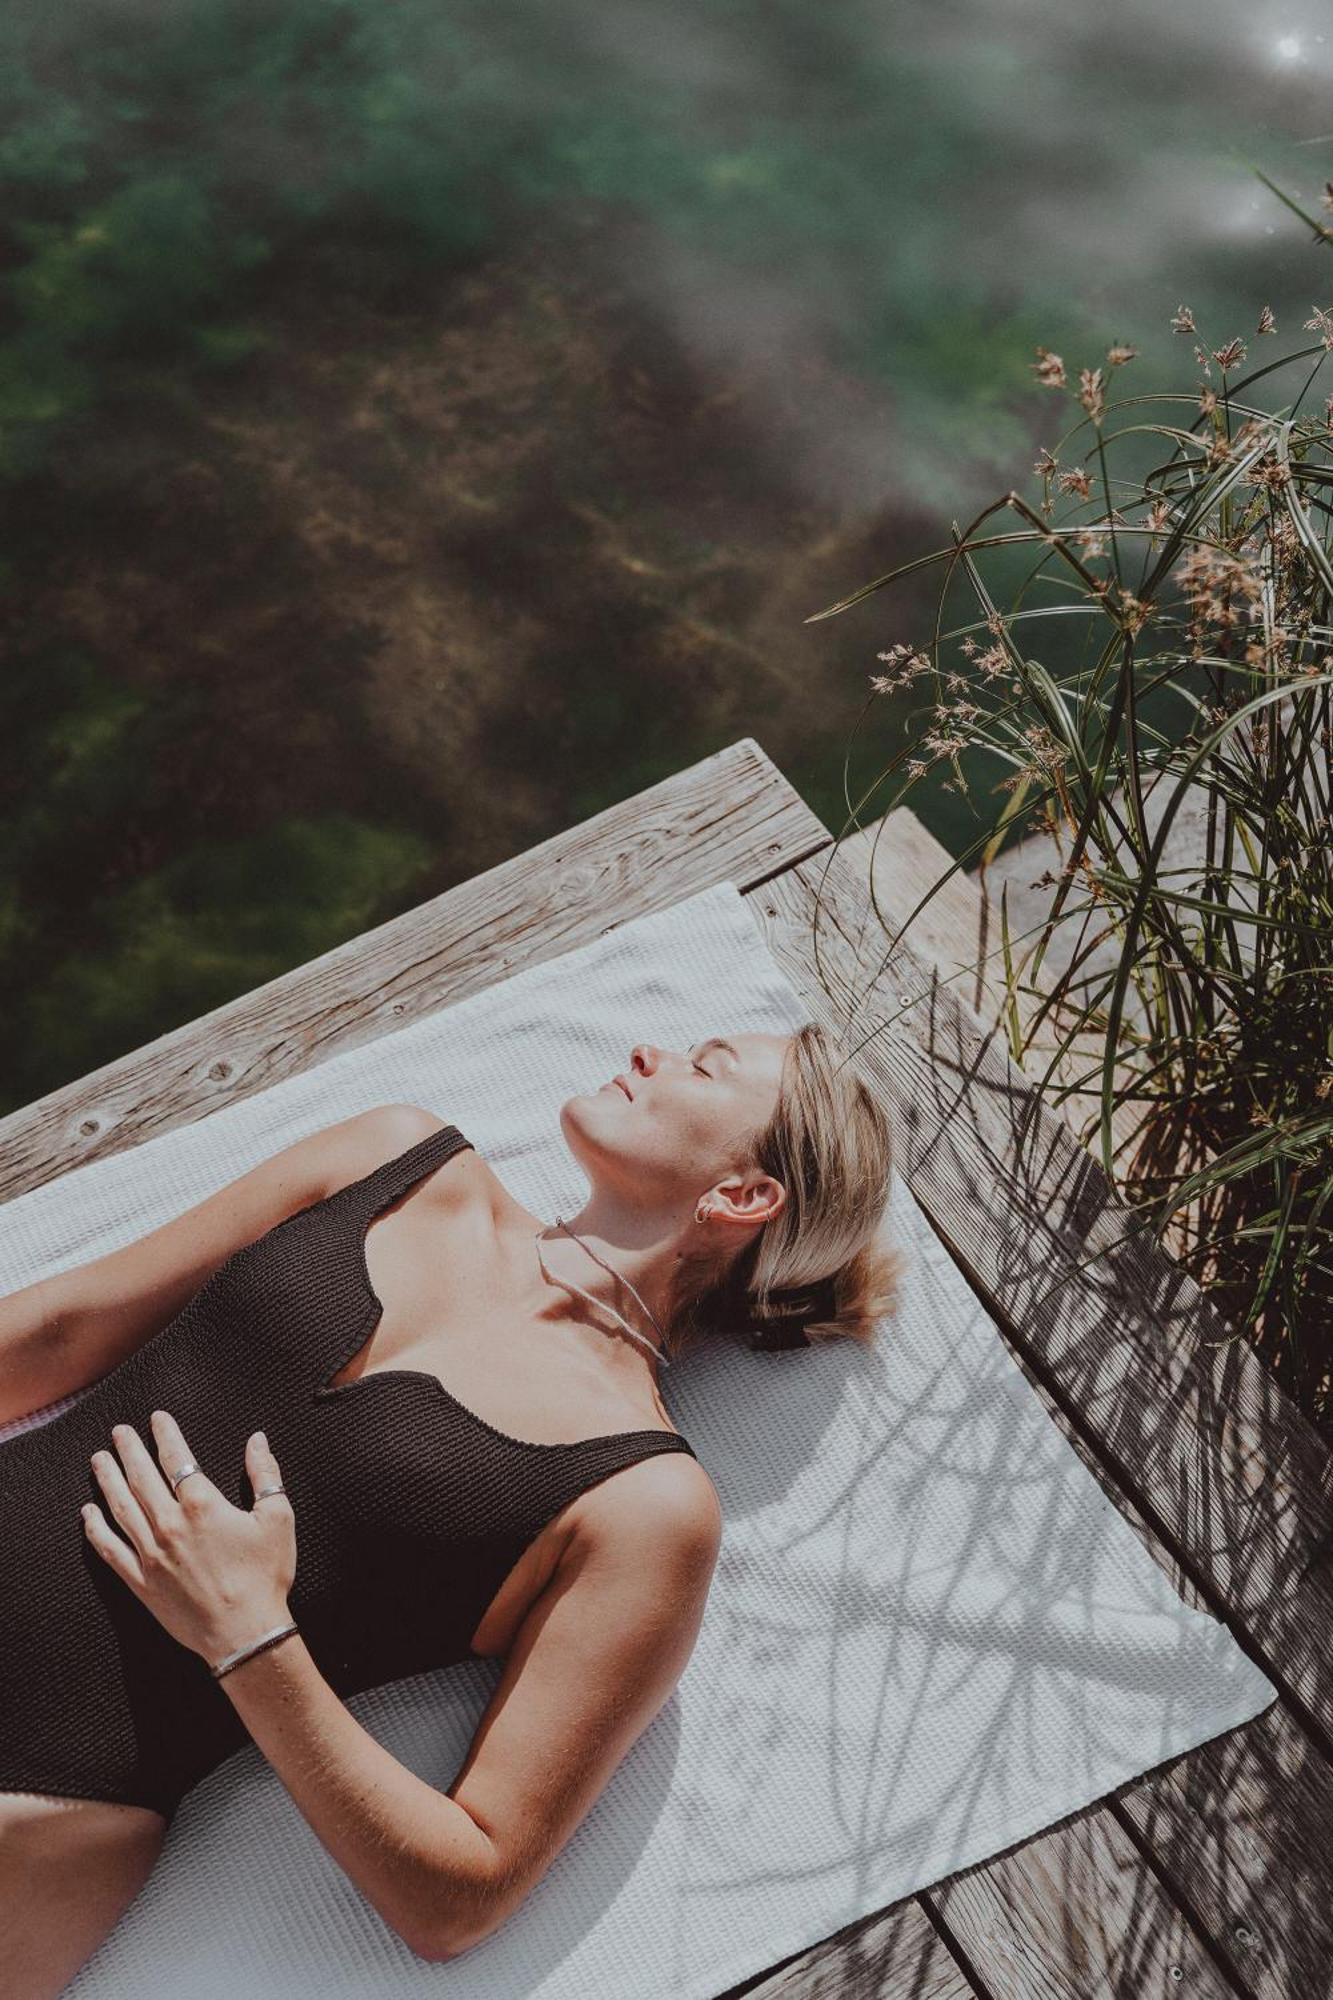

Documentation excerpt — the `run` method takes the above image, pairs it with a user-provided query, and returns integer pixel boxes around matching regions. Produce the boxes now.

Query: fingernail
[257,1431,267,1447]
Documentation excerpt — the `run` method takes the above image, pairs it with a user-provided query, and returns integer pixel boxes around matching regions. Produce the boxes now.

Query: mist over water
[2,0,1329,1108]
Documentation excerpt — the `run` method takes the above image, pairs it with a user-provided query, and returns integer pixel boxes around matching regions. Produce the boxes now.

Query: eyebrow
[691,1037,740,1066]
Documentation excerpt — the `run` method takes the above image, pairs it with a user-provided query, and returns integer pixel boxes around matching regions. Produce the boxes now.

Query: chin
[561,1078,623,1117]
[557,1093,599,1150]
[558,1091,631,1172]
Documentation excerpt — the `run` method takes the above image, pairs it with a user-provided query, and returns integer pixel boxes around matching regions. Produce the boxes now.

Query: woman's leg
[0,1790,166,1999]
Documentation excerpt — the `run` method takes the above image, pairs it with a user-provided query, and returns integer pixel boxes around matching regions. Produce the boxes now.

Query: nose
[630,1043,677,1077]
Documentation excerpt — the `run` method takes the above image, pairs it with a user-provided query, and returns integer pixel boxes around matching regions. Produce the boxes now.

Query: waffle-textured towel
[1,881,1277,1999]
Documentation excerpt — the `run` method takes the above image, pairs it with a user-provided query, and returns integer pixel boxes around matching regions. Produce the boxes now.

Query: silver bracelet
[210,1620,300,1681]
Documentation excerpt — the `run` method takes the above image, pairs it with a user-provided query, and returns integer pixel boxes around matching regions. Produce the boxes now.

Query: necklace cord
[534,1220,671,1369]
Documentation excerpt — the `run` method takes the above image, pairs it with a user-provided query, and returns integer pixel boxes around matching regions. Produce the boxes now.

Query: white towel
[1,880,1276,2000]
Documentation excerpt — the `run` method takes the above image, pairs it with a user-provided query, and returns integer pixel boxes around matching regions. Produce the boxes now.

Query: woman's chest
[198,1163,681,1660]
[322,1180,665,1448]
[256,1360,598,1672]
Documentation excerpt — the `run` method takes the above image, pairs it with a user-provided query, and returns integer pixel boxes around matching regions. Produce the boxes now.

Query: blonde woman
[0,1022,898,1996]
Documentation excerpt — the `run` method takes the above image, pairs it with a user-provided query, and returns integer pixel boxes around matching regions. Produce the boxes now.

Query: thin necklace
[533,1219,671,1369]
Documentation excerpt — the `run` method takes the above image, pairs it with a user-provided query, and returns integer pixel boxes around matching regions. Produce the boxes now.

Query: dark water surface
[1,0,1328,1108]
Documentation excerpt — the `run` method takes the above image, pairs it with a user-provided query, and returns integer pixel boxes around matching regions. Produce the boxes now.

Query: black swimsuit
[0,1125,696,1819]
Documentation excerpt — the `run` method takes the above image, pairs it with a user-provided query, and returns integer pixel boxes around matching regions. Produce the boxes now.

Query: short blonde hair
[666,1020,904,1357]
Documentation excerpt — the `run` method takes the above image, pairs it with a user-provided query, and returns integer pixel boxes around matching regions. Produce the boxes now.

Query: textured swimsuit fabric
[0,1123,694,1818]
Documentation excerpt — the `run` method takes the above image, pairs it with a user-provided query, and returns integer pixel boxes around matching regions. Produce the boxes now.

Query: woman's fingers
[88,1446,159,1559]
[81,1499,146,1590]
[149,1409,218,1511]
[82,1413,295,1660]
[245,1430,288,1509]
[94,1412,217,1553]
[102,1420,179,1540]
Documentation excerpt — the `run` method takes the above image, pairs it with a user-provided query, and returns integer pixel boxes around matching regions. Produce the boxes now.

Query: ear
[712,1172,786,1229]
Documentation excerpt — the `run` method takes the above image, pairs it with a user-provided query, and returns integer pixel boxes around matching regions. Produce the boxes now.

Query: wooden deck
[5,737,1332,1998]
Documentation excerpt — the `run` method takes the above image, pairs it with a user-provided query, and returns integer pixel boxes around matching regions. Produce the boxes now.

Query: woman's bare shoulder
[320,1104,464,1192]
[573,1447,721,1560]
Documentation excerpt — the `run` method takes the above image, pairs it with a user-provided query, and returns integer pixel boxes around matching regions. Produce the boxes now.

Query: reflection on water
[1,0,1328,1110]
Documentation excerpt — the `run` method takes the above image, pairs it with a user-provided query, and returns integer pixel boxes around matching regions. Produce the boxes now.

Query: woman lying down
[0,1021,898,1996]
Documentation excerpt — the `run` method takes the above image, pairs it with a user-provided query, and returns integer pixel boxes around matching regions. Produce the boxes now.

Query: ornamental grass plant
[810,230,1333,1445]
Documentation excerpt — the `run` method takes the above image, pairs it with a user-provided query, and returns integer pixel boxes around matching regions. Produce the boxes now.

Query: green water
[1,0,1327,1109]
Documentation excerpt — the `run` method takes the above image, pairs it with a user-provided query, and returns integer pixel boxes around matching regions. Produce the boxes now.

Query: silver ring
[255,1482,286,1500]
[170,1462,202,1495]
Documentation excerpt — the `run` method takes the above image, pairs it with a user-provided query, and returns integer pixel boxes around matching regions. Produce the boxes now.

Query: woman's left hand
[83,1410,297,1667]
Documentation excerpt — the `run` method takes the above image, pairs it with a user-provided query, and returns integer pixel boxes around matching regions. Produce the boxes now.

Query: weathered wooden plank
[1113,1703,1333,2000]
[715,1898,981,2000]
[837,807,1333,2000]
[924,1808,1239,2000]
[0,736,829,1197]
[748,844,1333,1748]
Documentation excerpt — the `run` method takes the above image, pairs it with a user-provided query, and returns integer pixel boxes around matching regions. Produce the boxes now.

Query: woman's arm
[217,1631,500,1959]
[219,1454,722,1960]
[0,1102,437,1425]
[0,1270,86,1427]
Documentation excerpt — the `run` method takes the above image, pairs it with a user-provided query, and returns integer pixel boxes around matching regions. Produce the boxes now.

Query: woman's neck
[519,1203,684,1376]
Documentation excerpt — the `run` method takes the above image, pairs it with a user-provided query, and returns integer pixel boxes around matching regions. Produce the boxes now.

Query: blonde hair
[665,1020,904,1358]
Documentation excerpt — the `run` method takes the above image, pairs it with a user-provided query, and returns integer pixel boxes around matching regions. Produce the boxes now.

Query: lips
[613,1075,633,1100]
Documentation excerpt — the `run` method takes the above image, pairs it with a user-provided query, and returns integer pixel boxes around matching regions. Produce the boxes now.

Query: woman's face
[560,1031,792,1216]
